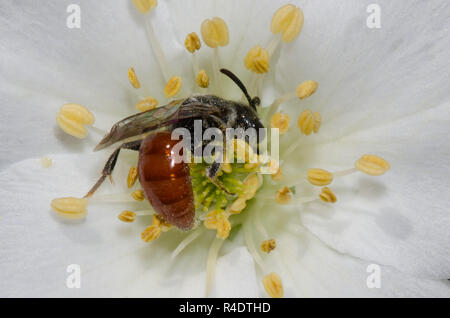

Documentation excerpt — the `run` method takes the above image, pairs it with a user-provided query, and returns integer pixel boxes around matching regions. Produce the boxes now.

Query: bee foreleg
[84,139,142,198]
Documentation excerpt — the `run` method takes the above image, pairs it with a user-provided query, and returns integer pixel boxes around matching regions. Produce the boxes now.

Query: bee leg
[84,139,142,198]
[205,162,235,195]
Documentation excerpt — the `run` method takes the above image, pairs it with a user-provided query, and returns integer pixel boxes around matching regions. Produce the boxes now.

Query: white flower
[0,0,449,297]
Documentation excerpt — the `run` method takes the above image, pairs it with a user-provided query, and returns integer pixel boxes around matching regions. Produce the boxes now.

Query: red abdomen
[138,132,195,230]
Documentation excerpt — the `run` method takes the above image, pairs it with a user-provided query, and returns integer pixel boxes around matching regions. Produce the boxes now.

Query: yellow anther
[262,272,283,298]
[56,103,95,139]
[41,156,52,168]
[244,45,270,74]
[132,0,157,14]
[240,174,260,200]
[296,80,319,99]
[229,197,247,214]
[275,186,292,205]
[131,190,145,201]
[141,225,161,242]
[307,168,333,186]
[222,162,232,173]
[217,214,231,239]
[313,111,322,133]
[271,4,304,43]
[270,112,290,135]
[127,167,138,188]
[319,187,337,203]
[128,67,141,89]
[271,167,283,181]
[298,109,321,135]
[196,69,210,88]
[204,210,220,229]
[261,239,276,253]
[118,210,136,223]
[50,197,87,219]
[355,154,390,176]
[164,75,182,98]
[200,17,229,48]
[268,159,280,175]
[136,97,158,112]
[185,32,201,53]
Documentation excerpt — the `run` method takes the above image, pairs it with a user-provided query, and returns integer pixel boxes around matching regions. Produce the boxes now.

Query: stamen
[270,112,290,135]
[128,67,141,89]
[184,32,201,53]
[131,190,145,201]
[229,197,246,214]
[355,154,390,176]
[118,210,136,223]
[171,227,205,259]
[296,80,319,99]
[136,97,158,112]
[298,109,321,135]
[271,166,283,181]
[240,174,260,200]
[217,214,231,239]
[261,239,276,253]
[275,186,292,204]
[200,17,229,48]
[132,0,157,14]
[196,69,210,88]
[56,103,95,139]
[244,45,270,74]
[144,15,170,81]
[204,210,220,229]
[205,237,225,297]
[164,75,182,98]
[41,156,52,168]
[307,168,333,186]
[50,197,87,219]
[141,215,170,242]
[319,187,337,203]
[127,166,138,188]
[262,272,284,298]
[271,4,304,43]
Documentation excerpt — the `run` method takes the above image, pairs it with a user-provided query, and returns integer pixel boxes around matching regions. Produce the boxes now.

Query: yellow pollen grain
[132,0,157,14]
[201,17,229,48]
[128,67,141,89]
[41,156,52,168]
[298,109,321,136]
[355,154,390,176]
[271,4,304,43]
[118,210,136,223]
[296,80,319,99]
[263,272,283,298]
[164,75,182,98]
[51,197,87,219]
[217,215,231,239]
[275,186,292,205]
[271,167,283,181]
[229,197,247,214]
[270,112,290,135]
[127,166,138,188]
[185,32,201,53]
[56,103,95,139]
[319,187,337,203]
[136,97,158,112]
[261,239,276,253]
[244,45,270,74]
[131,190,145,201]
[196,69,210,88]
[307,168,333,186]
[240,174,260,200]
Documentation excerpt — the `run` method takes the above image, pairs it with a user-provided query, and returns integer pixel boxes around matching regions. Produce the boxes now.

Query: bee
[85,69,264,230]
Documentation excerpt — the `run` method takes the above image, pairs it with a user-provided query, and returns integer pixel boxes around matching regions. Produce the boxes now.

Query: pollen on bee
[296,80,319,99]
[271,4,304,43]
[136,97,158,112]
[307,168,333,186]
[132,0,158,14]
[196,70,210,88]
[164,75,182,98]
[128,67,141,89]
[355,154,390,176]
[200,17,229,48]
[50,197,88,219]
[56,103,95,139]
[185,32,201,53]
[270,112,290,135]
[262,272,283,298]
[244,45,270,74]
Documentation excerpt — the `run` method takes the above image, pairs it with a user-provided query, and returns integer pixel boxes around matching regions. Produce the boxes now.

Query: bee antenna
[220,68,259,111]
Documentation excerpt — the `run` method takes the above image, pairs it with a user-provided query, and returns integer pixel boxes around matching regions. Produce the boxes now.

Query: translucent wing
[94,99,219,151]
